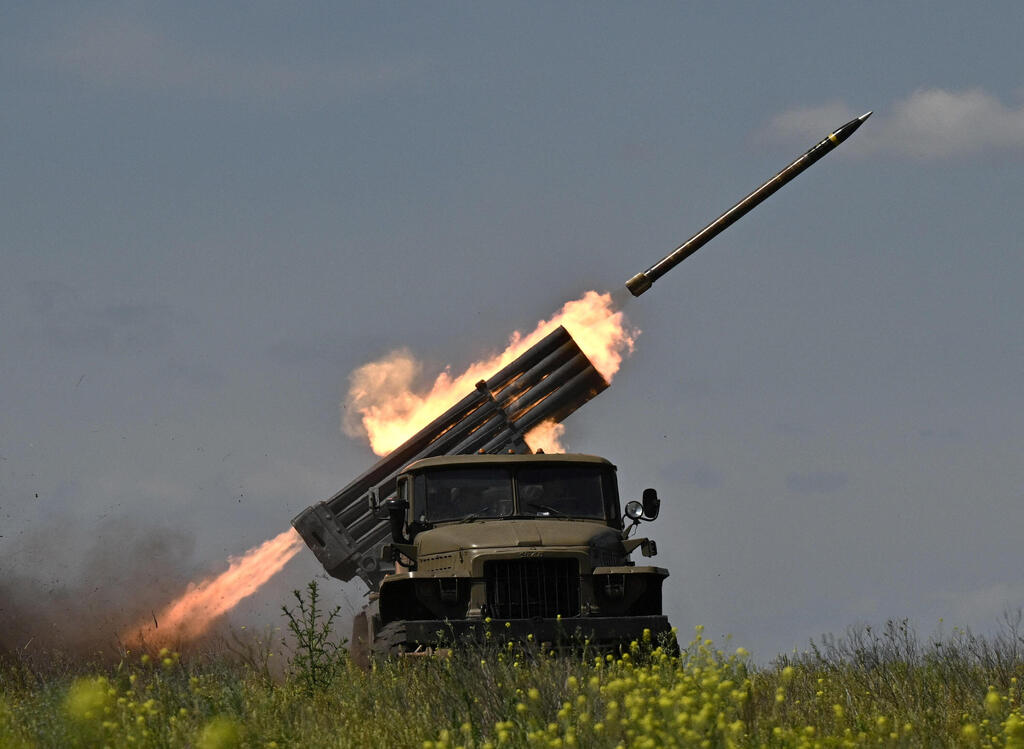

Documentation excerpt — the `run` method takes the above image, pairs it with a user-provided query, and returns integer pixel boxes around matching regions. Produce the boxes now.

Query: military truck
[292,326,674,664]
[357,452,670,662]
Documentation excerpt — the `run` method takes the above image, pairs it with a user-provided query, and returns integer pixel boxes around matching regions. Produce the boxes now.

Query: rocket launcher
[293,111,873,588]
[291,325,608,587]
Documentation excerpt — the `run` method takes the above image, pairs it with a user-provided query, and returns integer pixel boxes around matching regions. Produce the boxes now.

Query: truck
[291,326,675,664]
[358,452,670,663]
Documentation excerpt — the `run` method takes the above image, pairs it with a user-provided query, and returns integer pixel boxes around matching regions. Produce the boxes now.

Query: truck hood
[416,519,618,556]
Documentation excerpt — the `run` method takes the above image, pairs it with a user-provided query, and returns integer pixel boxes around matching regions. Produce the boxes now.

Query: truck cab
[353,453,673,661]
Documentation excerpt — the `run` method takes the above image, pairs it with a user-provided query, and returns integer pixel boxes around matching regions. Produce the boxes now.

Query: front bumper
[373,615,674,654]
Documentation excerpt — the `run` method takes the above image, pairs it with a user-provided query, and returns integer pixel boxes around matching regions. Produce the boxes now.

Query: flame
[125,528,303,647]
[523,420,566,454]
[345,290,638,456]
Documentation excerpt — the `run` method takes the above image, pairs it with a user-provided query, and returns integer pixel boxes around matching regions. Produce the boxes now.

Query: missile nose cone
[830,110,873,144]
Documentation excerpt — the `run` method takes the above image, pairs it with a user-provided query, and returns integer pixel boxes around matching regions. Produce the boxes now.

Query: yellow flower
[197,716,242,749]
[1004,713,1024,749]
[987,688,1004,717]
[65,677,111,720]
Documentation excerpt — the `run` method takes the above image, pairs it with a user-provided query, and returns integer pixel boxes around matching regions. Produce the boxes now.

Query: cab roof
[403,453,615,474]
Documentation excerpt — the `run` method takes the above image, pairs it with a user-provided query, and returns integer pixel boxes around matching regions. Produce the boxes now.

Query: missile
[625,111,872,296]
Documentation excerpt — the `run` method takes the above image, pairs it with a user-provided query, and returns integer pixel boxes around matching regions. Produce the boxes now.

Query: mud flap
[350,610,372,670]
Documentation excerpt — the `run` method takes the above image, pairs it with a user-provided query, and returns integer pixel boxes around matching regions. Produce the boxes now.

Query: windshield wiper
[456,510,488,523]
[526,502,566,517]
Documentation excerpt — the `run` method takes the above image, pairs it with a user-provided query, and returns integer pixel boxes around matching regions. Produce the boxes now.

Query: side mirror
[641,488,660,520]
[383,497,409,543]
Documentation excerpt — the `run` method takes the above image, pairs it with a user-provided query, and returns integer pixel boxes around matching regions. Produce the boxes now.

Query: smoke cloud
[0,518,207,659]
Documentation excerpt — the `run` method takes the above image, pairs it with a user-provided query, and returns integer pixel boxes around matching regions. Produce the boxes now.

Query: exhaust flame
[124,528,303,647]
[523,420,566,454]
[346,290,638,456]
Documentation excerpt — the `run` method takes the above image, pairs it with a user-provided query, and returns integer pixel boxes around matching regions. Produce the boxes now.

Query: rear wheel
[371,621,410,657]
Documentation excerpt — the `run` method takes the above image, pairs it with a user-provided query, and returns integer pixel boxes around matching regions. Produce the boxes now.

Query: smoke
[342,348,422,442]
[0,517,204,658]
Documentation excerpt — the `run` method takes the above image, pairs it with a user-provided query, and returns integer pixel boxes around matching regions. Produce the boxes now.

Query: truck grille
[484,559,580,619]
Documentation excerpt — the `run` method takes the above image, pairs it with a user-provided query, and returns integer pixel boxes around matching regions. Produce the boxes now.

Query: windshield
[420,467,514,523]
[415,463,614,524]
[517,465,607,520]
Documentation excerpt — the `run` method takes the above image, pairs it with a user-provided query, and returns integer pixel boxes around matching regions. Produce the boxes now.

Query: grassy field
[3,596,1024,748]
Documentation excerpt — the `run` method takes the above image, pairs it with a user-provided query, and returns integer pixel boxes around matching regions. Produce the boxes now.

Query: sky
[2,2,1023,659]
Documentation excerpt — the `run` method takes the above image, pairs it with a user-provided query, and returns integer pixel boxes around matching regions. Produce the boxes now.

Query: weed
[280,580,344,692]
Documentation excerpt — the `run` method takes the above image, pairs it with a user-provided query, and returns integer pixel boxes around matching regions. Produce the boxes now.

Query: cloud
[768,87,1024,159]
[785,471,848,494]
[30,13,426,104]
